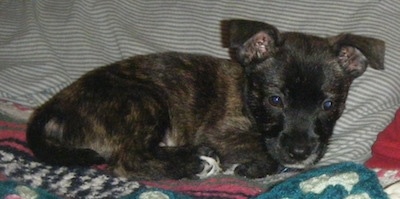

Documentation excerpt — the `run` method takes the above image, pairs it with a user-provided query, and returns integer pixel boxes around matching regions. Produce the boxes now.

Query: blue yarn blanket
[255,162,388,199]
[129,162,388,199]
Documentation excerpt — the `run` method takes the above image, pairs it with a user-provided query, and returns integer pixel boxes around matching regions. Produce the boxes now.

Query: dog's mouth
[280,153,319,169]
[265,138,323,170]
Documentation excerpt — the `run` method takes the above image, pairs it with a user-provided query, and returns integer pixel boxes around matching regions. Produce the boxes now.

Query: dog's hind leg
[26,108,106,166]
[95,83,220,180]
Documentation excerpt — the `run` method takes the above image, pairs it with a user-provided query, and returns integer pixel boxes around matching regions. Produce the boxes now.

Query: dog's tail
[26,107,106,166]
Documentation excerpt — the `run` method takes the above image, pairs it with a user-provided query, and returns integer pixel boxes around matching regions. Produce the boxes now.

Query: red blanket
[366,108,400,169]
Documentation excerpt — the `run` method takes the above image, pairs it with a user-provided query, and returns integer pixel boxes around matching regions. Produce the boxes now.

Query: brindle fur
[27,19,385,180]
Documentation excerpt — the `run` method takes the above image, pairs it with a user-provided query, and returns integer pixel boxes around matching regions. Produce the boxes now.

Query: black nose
[282,134,313,161]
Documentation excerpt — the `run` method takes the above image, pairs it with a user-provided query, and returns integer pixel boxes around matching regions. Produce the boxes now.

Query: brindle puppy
[27,19,385,180]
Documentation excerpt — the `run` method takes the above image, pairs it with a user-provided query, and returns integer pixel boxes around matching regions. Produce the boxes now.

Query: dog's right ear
[329,33,385,78]
[223,19,280,65]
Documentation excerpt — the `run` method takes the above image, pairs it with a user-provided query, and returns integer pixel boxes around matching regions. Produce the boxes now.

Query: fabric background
[0,0,399,167]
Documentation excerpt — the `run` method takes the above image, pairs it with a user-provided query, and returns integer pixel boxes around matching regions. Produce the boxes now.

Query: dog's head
[225,19,385,169]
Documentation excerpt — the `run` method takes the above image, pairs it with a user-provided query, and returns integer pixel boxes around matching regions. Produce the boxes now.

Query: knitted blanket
[0,100,392,199]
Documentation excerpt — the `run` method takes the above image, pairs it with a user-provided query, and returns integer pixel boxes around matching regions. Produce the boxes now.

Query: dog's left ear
[225,19,280,65]
[329,33,385,78]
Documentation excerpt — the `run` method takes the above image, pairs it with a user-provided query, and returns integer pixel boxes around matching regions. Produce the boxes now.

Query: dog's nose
[281,133,314,160]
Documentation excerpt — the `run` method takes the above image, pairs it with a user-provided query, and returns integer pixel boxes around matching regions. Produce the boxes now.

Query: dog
[26,19,385,180]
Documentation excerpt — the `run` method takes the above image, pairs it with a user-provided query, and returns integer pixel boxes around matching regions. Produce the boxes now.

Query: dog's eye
[269,96,283,107]
[322,100,333,111]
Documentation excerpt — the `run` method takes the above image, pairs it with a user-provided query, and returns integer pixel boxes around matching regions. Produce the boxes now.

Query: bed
[1,1,400,198]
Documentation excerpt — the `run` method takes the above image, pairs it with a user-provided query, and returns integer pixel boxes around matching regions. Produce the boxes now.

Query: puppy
[26,19,385,180]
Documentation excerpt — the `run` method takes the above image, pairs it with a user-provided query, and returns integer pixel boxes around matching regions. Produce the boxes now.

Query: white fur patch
[196,155,222,179]
[223,164,239,175]
[44,119,64,140]
[159,130,177,147]
[283,153,318,169]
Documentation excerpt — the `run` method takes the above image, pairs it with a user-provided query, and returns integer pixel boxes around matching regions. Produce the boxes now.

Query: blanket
[0,101,392,199]
[136,163,389,199]
[366,108,400,169]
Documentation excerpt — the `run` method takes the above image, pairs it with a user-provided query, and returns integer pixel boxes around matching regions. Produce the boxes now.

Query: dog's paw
[195,146,222,179]
[196,155,222,179]
[235,161,278,178]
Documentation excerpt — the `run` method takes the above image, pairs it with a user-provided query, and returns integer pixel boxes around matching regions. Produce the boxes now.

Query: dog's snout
[282,133,314,161]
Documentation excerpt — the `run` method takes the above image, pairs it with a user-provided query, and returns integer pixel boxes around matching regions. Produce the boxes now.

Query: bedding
[0,104,395,198]
[366,108,400,170]
[1,1,400,198]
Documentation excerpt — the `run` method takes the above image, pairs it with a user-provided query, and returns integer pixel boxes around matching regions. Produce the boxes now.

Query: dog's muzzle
[281,133,315,161]
[278,133,320,168]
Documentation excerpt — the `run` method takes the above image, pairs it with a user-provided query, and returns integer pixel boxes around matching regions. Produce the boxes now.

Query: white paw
[196,155,222,179]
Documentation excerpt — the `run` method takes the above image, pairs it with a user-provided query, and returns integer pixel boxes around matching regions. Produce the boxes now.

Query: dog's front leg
[233,154,278,178]
[206,128,279,178]
[111,145,219,180]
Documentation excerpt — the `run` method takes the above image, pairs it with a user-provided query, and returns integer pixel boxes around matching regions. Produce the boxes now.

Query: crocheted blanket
[0,101,393,198]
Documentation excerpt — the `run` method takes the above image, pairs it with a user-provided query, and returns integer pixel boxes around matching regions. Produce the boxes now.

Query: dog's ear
[225,19,280,65]
[329,33,385,78]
